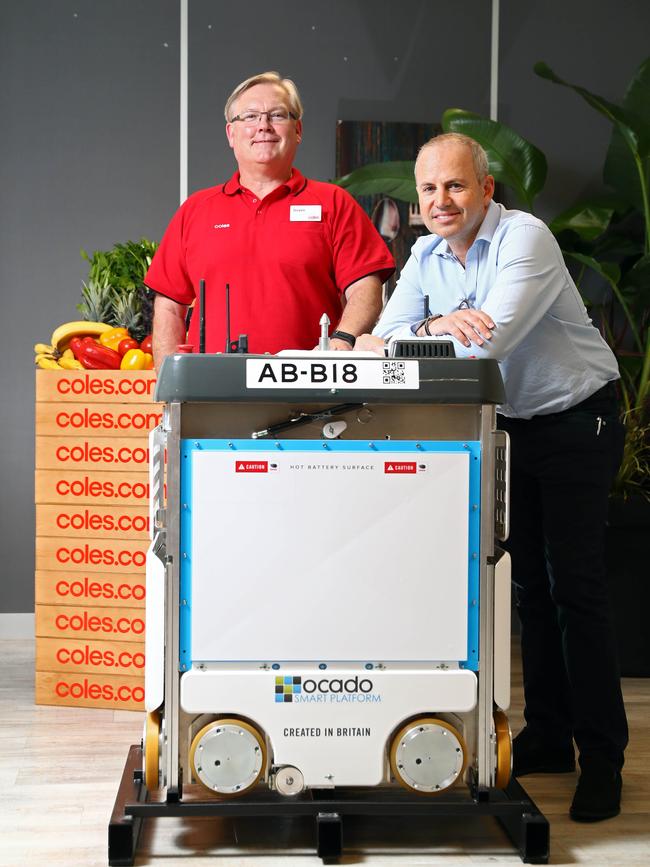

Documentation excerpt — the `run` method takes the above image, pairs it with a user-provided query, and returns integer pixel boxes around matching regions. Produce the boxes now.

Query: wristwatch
[413,314,442,336]
[424,314,443,336]
[330,329,356,347]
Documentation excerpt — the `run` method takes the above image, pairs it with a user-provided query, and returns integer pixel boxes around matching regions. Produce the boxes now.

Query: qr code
[382,360,406,384]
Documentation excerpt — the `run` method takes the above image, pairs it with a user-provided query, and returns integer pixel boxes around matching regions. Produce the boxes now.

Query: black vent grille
[391,340,456,358]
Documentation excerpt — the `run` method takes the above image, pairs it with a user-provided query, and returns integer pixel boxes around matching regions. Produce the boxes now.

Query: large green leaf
[604,128,646,212]
[534,62,641,153]
[620,253,650,316]
[592,229,644,262]
[604,57,650,212]
[622,252,650,287]
[334,161,417,204]
[535,60,650,252]
[441,109,547,211]
[549,203,615,240]
[565,251,642,352]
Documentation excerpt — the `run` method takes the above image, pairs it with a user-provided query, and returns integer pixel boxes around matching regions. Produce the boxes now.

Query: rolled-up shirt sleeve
[449,225,568,360]
[375,223,570,357]
[372,251,427,340]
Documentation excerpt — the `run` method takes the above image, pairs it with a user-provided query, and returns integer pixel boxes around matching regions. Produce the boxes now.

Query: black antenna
[423,294,430,319]
[225,282,231,354]
[199,279,206,353]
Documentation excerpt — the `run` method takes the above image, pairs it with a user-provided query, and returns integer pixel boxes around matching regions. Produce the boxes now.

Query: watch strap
[423,314,442,336]
[330,329,356,347]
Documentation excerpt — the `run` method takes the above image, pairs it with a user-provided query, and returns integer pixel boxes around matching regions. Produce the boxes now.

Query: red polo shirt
[145,168,395,354]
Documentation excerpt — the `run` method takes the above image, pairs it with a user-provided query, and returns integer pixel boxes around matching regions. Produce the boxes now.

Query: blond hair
[416,132,489,182]
[224,71,303,122]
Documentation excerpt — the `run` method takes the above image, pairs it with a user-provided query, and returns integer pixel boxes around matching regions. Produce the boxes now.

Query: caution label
[235,461,268,473]
[384,462,417,474]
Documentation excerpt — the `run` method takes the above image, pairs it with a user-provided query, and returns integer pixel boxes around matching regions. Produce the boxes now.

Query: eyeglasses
[229,109,297,125]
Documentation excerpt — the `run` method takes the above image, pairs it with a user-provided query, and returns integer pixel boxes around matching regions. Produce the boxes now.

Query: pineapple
[111,289,144,341]
[79,238,158,339]
[77,278,114,323]
[138,284,155,338]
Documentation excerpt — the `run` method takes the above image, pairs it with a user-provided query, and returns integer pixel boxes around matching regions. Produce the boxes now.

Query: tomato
[120,348,147,370]
[118,337,140,356]
[140,334,153,354]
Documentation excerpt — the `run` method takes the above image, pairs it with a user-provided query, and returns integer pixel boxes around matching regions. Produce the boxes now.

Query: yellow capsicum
[100,327,129,351]
[120,348,147,370]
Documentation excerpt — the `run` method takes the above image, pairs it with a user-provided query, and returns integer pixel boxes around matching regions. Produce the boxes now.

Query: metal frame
[478,405,497,786]
[108,744,549,865]
[163,402,182,796]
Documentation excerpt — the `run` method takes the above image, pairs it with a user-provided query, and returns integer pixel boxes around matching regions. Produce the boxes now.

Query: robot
[109,331,548,864]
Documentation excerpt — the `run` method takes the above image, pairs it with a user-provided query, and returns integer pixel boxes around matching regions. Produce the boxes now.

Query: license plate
[245,358,419,389]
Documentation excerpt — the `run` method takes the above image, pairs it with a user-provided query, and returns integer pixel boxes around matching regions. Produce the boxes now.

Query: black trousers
[498,384,628,769]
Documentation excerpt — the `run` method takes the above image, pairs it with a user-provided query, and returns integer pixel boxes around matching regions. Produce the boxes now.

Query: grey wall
[500,0,650,221]
[1,0,179,615]
[1,0,648,613]
[188,0,491,190]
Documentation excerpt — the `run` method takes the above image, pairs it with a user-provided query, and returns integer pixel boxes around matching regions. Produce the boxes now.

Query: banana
[50,320,112,351]
[36,356,62,369]
[61,348,75,359]
[34,342,55,354]
[58,356,83,370]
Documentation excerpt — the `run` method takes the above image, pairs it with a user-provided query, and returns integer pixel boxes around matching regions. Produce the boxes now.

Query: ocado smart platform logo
[275,675,301,702]
[274,674,381,704]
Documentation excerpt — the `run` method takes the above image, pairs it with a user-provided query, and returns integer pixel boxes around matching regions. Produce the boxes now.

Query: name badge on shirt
[290,205,322,222]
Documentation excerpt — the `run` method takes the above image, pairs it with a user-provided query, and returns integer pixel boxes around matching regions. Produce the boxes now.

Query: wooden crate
[35,369,158,709]
[35,603,146,642]
[35,569,146,608]
[36,537,149,574]
[36,504,150,540]
[36,636,145,677]
[35,670,145,711]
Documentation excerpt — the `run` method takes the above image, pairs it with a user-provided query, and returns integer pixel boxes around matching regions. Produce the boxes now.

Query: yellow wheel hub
[144,710,161,790]
[494,709,512,789]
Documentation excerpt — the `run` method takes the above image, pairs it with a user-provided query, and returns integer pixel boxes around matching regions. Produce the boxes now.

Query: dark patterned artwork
[336,120,441,296]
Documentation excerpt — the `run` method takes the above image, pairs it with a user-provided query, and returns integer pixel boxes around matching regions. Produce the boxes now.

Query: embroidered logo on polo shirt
[213,223,231,229]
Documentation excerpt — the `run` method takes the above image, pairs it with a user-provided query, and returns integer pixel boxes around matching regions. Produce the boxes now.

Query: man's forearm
[337,275,383,338]
[152,296,188,372]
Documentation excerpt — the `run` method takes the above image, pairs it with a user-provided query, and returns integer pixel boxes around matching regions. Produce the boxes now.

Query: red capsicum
[76,339,122,369]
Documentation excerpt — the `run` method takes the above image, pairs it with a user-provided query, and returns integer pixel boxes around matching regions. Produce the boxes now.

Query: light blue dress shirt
[374,200,619,419]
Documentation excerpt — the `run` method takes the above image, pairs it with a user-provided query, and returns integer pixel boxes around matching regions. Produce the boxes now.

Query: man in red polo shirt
[148,71,395,365]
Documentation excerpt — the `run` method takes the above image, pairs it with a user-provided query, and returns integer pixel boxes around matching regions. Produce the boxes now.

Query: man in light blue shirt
[370,163,619,420]
[359,133,627,822]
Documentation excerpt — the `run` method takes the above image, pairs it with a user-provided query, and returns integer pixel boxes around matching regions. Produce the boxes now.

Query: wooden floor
[1,639,648,866]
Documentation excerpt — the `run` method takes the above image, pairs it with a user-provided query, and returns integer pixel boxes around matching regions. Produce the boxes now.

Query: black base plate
[108,745,549,865]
